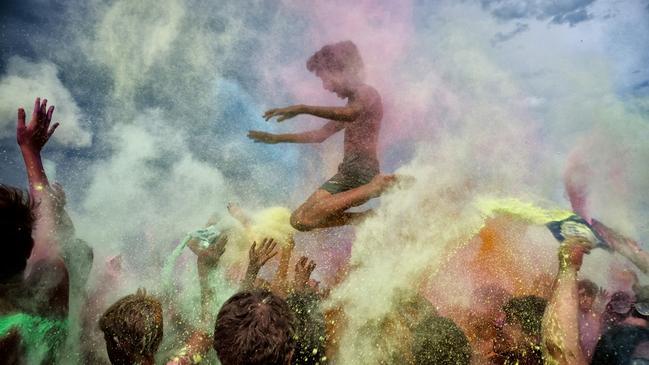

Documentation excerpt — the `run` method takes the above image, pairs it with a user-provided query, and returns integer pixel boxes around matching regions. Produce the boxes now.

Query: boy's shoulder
[357,84,381,104]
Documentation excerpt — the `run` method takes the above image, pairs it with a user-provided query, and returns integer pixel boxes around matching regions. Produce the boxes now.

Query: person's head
[604,291,649,330]
[99,289,163,365]
[411,315,472,365]
[493,295,547,356]
[214,290,295,365]
[578,279,598,312]
[307,40,364,98]
[592,325,649,365]
[0,185,34,282]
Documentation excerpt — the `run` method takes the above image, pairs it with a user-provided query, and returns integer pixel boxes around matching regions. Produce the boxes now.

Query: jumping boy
[248,41,397,231]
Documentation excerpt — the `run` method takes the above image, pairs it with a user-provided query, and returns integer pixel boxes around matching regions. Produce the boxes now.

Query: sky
[0,0,648,362]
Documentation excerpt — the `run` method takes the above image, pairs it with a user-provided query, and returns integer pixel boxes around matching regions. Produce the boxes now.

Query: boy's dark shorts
[321,164,379,194]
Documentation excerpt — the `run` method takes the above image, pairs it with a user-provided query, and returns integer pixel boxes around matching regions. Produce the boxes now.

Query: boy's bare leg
[315,210,375,229]
[290,175,396,231]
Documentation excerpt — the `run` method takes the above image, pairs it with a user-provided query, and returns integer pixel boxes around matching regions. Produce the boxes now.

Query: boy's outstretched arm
[265,103,362,123]
[248,120,344,144]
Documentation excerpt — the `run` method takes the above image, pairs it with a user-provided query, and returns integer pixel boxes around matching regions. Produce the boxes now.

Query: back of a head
[99,289,163,365]
[502,295,547,336]
[306,40,364,80]
[411,315,471,365]
[578,279,598,297]
[0,185,34,282]
[214,290,295,365]
[592,325,649,365]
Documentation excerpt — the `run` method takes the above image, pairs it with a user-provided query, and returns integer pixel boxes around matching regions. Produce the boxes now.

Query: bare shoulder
[358,84,381,102]
[352,84,382,114]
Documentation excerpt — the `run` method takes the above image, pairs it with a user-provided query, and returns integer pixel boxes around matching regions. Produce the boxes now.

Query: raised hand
[293,256,316,291]
[242,238,278,290]
[195,234,228,268]
[17,97,60,152]
[263,105,302,122]
[247,130,280,144]
[248,238,278,270]
[559,236,593,272]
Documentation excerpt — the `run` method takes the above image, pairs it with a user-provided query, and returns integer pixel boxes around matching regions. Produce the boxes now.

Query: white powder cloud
[0,56,92,147]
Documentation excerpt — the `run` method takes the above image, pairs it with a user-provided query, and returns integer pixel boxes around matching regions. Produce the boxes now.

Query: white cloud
[76,108,231,259]
[0,56,92,147]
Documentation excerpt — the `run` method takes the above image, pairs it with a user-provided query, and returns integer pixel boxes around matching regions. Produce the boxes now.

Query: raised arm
[240,238,278,291]
[192,234,228,322]
[264,103,363,123]
[592,219,649,274]
[541,237,591,365]
[17,97,59,198]
[248,120,344,144]
[271,236,295,296]
[17,97,62,260]
[292,256,317,294]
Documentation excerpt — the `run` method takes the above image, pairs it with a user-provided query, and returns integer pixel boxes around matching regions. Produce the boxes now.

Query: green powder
[0,312,67,364]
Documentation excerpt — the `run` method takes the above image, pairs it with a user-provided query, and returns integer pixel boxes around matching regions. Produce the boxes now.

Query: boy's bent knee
[290,210,315,232]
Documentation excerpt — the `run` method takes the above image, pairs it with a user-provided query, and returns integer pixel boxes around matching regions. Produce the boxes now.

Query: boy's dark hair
[502,295,547,336]
[412,315,472,365]
[214,290,295,365]
[591,325,649,365]
[286,292,327,364]
[578,279,598,297]
[0,185,35,281]
[306,41,364,79]
[99,289,163,364]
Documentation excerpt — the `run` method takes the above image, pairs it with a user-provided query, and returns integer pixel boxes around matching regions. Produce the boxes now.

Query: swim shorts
[321,160,379,194]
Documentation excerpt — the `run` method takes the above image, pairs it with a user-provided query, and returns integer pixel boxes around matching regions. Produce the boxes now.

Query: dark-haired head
[307,41,364,97]
[578,279,599,312]
[412,315,472,365]
[493,295,547,363]
[99,289,163,365]
[214,290,295,365]
[0,185,35,281]
[592,325,649,365]
[502,295,547,336]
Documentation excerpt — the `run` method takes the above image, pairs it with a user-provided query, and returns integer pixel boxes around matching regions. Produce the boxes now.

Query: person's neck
[346,83,363,100]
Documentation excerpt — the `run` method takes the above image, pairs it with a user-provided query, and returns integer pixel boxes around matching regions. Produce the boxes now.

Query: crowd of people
[2,44,649,365]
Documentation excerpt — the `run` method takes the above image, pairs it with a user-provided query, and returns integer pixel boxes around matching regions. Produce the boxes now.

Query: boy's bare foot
[368,174,415,198]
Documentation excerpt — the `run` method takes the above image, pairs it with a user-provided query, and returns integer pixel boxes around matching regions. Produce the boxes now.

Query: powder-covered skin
[0,313,67,364]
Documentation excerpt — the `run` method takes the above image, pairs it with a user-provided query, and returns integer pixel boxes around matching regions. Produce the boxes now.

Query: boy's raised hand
[263,105,302,122]
[247,130,280,144]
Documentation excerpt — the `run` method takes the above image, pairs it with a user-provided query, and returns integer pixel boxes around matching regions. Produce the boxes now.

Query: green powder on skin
[0,313,67,364]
